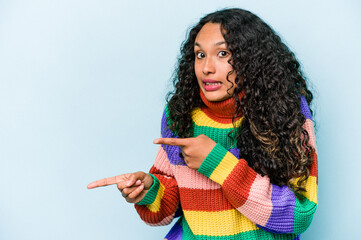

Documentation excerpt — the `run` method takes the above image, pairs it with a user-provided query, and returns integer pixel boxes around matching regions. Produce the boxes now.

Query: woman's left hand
[153,134,216,170]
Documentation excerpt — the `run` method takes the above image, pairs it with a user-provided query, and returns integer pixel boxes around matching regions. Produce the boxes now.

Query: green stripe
[164,104,172,126]
[193,124,238,149]
[135,173,160,205]
[293,195,317,234]
[180,217,298,240]
[164,104,180,136]
[165,105,240,146]
[198,143,227,178]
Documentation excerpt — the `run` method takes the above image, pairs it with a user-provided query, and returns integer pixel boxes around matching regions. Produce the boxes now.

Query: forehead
[195,23,225,44]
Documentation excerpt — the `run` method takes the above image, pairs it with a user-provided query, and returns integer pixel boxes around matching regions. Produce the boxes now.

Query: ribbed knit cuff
[198,143,239,185]
[198,143,227,177]
[135,173,160,205]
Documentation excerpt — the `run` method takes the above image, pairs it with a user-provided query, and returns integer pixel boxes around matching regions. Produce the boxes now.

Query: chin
[203,92,231,102]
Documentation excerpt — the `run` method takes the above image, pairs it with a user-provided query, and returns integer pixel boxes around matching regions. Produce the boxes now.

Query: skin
[87,135,216,203]
[194,22,237,102]
[87,172,154,203]
[87,22,235,203]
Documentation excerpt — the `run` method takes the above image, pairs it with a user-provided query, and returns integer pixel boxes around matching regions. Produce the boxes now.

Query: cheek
[223,67,236,84]
[194,64,203,85]
[230,71,237,85]
[194,63,200,76]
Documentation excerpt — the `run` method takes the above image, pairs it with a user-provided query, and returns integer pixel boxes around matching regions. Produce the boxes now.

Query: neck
[199,90,243,123]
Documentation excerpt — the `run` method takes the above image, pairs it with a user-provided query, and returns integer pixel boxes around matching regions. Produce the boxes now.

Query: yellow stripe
[290,176,318,204]
[184,209,259,236]
[146,183,165,213]
[191,108,243,129]
[209,151,239,185]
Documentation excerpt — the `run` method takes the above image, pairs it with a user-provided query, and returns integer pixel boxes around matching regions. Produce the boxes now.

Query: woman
[88,8,318,240]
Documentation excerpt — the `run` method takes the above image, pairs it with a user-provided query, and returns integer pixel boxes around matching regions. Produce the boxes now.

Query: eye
[196,52,205,59]
[218,51,229,57]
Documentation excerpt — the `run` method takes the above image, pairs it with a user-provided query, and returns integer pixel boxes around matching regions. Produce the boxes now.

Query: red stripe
[179,187,234,211]
[222,159,257,208]
[309,151,318,183]
[135,192,178,224]
[135,174,179,224]
[308,151,318,176]
[201,107,237,124]
[150,165,171,177]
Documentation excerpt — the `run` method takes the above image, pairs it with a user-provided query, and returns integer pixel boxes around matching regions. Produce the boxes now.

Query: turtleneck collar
[199,90,244,123]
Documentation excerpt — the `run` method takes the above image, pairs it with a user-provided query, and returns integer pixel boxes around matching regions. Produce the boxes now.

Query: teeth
[205,82,221,85]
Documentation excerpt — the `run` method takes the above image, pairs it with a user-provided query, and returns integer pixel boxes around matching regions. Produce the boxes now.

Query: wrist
[136,173,159,205]
[198,143,239,185]
[145,173,154,190]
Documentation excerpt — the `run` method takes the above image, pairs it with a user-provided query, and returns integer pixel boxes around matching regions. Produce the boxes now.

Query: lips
[202,79,222,91]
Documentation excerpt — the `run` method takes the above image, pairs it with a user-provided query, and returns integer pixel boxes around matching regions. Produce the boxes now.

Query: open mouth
[202,79,223,91]
[204,82,222,86]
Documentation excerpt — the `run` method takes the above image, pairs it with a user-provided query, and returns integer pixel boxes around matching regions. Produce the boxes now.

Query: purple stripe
[161,111,187,166]
[229,147,240,158]
[300,96,312,120]
[161,110,175,138]
[162,144,187,166]
[164,218,183,240]
[264,184,296,233]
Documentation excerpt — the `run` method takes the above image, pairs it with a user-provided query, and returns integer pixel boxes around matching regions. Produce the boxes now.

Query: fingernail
[126,181,131,187]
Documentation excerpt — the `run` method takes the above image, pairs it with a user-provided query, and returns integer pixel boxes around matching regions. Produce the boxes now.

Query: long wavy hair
[166,8,314,193]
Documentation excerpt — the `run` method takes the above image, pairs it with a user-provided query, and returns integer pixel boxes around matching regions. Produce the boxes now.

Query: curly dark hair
[166,8,314,193]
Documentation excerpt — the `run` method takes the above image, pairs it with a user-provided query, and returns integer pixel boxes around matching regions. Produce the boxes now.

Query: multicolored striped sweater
[134,95,318,240]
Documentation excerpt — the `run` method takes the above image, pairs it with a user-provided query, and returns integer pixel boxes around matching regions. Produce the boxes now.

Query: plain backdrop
[1,0,361,239]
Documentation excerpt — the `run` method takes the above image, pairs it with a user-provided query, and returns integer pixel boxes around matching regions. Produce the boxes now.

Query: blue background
[1,0,360,239]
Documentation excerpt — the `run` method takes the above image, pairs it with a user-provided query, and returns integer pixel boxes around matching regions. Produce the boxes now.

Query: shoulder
[161,104,202,138]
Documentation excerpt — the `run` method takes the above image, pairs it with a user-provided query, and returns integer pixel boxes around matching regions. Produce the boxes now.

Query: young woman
[88,8,318,240]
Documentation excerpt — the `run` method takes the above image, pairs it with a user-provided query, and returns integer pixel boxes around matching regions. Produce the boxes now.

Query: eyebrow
[194,41,226,47]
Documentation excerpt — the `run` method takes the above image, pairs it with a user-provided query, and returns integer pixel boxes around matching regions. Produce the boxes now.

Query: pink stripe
[147,213,175,226]
[303,119,317,154]
[153,146,174,176]
[172,165,221,189]
[236,174,273,226]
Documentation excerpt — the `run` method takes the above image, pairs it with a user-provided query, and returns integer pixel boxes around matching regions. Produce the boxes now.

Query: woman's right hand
[87,171,154,204]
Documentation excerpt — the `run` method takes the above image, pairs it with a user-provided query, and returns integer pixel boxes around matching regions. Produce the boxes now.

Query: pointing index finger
[87,175,123,189]
[153,138,189,146]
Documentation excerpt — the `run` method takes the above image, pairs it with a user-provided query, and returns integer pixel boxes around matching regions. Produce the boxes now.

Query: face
[194,22,236,102]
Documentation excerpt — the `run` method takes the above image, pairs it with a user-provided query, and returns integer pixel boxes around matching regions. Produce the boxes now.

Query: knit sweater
[134,95,318,240]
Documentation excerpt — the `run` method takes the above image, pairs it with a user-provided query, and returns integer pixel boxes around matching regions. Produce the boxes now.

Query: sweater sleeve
[134,109,181,226]
[197,97,318,235]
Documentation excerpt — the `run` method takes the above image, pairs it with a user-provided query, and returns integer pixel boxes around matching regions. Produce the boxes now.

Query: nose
[202,57,216,75]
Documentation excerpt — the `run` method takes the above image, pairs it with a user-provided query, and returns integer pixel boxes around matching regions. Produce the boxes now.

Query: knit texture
[134,96,318,240]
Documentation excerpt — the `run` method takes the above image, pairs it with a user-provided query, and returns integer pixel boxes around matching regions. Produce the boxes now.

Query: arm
[134,110,181,226]
[197,97,318,235]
